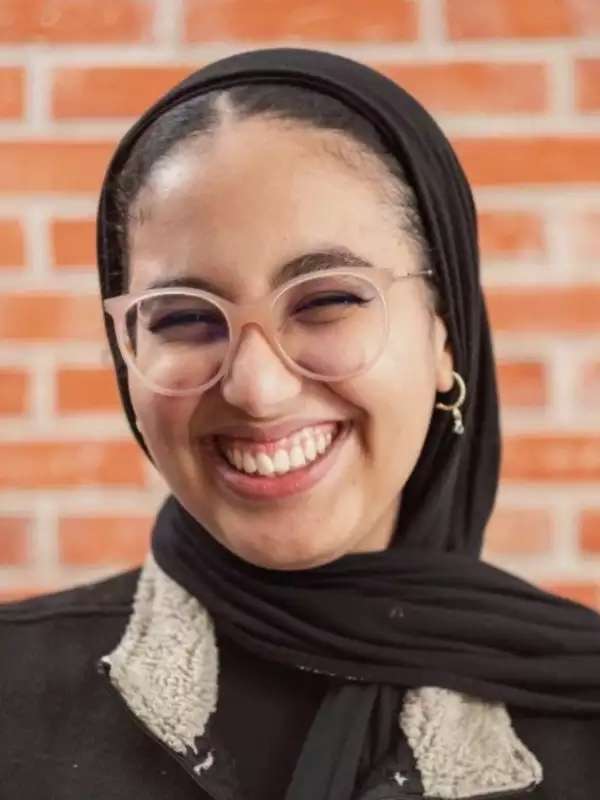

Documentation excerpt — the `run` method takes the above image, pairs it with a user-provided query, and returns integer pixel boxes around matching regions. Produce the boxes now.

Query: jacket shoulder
[0,567,140,625]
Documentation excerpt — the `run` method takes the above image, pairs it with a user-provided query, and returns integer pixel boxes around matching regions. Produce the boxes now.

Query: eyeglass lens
[122,273,386,392]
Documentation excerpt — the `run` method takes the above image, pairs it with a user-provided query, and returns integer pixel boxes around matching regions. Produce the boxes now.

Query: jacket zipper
[99,660,225,800]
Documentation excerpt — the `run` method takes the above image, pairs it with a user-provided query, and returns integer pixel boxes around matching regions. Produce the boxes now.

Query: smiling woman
[3,47,600,800]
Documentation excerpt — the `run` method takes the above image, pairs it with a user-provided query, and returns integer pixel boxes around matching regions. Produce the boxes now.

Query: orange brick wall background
[0,0,599,605]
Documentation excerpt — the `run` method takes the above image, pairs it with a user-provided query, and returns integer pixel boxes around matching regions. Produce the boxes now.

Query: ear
[432,314,454,394]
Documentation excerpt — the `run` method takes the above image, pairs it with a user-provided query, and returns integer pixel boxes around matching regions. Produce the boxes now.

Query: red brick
[501,434,600,483]
[487,286,600,333]
[52,66,192,119]
[445,0,600,40]
[56,367,121,413]
[0,67,24,119]
[579,510,600,553]
[538,580,600,611]
[0,219,25,267]
[576,59,600,111]
[497,361,548,408]
[478,211,545,258]
[579,361,600,410]
[483,508,552,555]
[58,515,152,565]
[184,0,418,42]
[380,61,547,114]
[0,293,103,341]
[0,368,29,414]
[570,211,600,262]
[0,142,114,193]
[0,441,145,488]
[0,0,154,44]
[452,137,600,187]
[50,219,95,268]
[0,517,30,565]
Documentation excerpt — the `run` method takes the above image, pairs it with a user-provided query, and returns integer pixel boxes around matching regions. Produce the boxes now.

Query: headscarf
[96,47,600,800]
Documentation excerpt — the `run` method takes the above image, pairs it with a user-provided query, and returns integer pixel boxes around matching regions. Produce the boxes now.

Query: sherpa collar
[101,554,542,799]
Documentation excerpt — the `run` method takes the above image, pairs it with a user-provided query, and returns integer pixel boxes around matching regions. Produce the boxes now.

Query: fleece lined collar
[101,554,542,799]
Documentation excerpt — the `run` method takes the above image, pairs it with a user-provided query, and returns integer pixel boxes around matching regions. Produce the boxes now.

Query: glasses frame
[103,265,434,397]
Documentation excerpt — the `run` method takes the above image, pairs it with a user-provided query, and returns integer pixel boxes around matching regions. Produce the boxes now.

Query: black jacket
[2,563,600,800]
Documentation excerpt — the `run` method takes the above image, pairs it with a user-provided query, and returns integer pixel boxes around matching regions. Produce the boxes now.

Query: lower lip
[204,422,352,502]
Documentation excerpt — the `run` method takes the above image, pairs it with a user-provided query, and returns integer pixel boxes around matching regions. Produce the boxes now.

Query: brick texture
[0,0,154,44]
[0,220,25,267]
[487,286,600,333]
[0,368,29,415]
[452,137,600,186]
[0,294,103,341]
[58,515,152,565]
[579,510,600,554]
[184,0,419,42]
[380,62,548,114]
[578,361,600,410]
[570,212,600,261]
[50,219,96,268]
[477,211,545,258]
[497,361,548,408]
[56,367,121,413]
[483,508,553,555]
[0,67,24,118]
[575,59,600,111]
[0,442,145,488]
[502,435,600,482]
[52,67,192,119]
[445,0,600,40]
[0,517,30,566]
[0,142,113,193]
[0,0,599,606]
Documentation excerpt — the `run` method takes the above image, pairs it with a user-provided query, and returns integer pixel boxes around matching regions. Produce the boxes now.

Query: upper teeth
[220,424,338,477]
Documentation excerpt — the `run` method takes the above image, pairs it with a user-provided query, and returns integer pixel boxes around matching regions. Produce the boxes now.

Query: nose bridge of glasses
[222,294,288,378]
[226,292,282,344]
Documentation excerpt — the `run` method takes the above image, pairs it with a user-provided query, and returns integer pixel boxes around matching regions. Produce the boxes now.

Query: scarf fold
[153,497,600,718]
[95,47,600,800]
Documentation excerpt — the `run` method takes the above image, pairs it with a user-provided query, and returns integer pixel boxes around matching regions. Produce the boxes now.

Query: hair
[111,83,445,321]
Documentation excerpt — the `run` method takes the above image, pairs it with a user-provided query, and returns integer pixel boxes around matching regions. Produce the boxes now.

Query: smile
[206,421,352,502]
[216,422,339,477]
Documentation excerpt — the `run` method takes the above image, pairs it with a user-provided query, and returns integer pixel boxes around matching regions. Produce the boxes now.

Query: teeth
[272,448,290,474]
[255,452,275,477]
[242,451,257,474]
[304,437,317,461]
[289,444,307,469]
[221,424,342,477]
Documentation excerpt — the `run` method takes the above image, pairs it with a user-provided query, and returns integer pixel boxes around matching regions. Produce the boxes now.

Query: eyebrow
[144,247,375,298]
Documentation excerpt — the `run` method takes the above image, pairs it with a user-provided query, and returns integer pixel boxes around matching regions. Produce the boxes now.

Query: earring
[435,370,466,435]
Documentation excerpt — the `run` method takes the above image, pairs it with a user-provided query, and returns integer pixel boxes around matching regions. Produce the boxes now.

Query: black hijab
[97,47,600,800]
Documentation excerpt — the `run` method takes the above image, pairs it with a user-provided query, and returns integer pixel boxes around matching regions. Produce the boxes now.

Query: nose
[220,324,303,415]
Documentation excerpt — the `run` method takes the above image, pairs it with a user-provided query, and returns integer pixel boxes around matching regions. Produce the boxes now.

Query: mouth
[204,421,352,502]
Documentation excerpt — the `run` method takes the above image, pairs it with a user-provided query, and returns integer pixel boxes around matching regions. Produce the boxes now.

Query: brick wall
[0,0,599,605]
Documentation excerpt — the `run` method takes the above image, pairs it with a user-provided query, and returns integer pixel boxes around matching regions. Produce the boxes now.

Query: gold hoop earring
[435,370,466,435]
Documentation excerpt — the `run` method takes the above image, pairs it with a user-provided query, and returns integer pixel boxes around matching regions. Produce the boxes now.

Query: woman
[2,47,600,800]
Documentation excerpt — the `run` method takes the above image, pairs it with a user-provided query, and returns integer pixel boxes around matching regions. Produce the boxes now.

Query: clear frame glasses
[103,265,434,397]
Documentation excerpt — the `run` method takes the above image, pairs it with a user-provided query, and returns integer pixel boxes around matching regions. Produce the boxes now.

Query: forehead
[127,117,410,293]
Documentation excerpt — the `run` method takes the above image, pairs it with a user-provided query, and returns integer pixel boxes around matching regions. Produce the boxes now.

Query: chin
[230,539,344,571]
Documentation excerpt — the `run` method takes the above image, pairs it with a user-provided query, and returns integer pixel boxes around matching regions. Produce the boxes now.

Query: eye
[293,291,372,323]
[148,309,222,333]
[134,295,229,344]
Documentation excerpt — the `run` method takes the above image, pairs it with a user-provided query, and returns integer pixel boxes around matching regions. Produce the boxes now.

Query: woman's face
[127,115,454,570]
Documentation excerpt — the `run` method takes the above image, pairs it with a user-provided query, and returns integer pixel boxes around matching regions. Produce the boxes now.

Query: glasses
[103,265,434,397]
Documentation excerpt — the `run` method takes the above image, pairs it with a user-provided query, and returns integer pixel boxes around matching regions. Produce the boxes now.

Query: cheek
[332,325,437,454]
[128,377,197,449]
